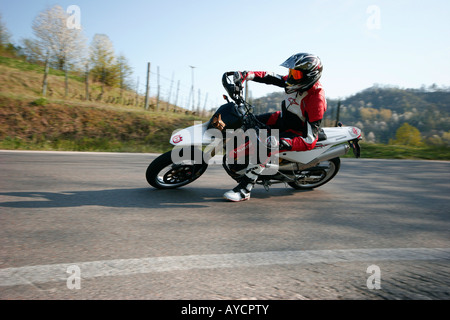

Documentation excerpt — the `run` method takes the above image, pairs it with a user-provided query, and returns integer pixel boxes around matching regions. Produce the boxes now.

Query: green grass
[0,56,84,82]
[346,142,450,160]
[1,55,449,159]
[0,95,207,154]
[0,136,166,153]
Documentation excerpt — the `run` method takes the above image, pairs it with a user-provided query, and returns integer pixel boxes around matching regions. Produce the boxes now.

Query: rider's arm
[239,71,287,88]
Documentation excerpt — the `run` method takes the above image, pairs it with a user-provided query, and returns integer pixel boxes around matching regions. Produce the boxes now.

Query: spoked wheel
[288,157,340,190]
[146,148,208,189]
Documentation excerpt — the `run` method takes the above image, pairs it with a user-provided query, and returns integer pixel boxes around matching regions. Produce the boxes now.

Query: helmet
[281,53,323,93]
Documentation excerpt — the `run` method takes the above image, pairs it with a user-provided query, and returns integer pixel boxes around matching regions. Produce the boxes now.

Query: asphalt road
[0,150,449,302]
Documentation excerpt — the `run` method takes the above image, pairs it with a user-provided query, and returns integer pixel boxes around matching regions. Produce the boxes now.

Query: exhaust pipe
[315,144,350,163]
[279,144,350,171]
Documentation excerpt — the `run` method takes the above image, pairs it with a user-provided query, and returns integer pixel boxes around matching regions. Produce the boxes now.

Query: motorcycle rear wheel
[288,157,340,190]
[146,148,208,189]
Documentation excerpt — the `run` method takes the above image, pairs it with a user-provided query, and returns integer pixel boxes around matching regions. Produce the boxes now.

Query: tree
[367,132,376,143]
[90,34,119,88]
[0,13,18,56]
[379,108,392,121]
[20,38,43,63]
[32,5,86,70]
[360,107,378,121]
[392,123,423,146]
[0,13,11,50]
[32,5,87,96]
[442,131,450,147]
[116,54,133,102]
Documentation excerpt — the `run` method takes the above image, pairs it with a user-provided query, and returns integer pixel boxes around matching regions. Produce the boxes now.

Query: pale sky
[1,0,449,110]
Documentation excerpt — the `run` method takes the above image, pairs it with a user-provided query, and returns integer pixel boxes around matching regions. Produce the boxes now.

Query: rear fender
[279,126,361,164]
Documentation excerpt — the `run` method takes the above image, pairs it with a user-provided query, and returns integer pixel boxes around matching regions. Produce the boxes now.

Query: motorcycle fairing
[279,126,361,164]
[170,121,220,147]
[170,120,361,164]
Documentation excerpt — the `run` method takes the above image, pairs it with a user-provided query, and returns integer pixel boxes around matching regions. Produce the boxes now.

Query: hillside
[0,56,206,153]
[0,55,188,111]
[1,55,449,159]
[252,85,450,145]
[0,96,208,153]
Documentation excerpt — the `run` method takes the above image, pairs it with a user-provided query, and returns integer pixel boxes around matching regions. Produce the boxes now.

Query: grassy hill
[252,86,450,144]
[1,55,449,160]
[0,55,207,153]
[251,84,450,160]
[0,96,208,153]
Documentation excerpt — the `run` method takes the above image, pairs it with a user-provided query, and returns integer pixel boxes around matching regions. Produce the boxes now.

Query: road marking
[2,150,450,164]
[1,248,449,287]
[0,149,160,156]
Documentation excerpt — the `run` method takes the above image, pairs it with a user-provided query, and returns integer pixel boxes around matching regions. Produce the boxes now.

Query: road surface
[0,150,449,301]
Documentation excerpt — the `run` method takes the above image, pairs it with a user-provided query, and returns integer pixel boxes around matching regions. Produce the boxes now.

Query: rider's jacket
[244,71,327,151]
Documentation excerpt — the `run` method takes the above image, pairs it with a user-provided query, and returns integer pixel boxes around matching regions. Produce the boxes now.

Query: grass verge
[0,95,206,154]
[345,142,450,160]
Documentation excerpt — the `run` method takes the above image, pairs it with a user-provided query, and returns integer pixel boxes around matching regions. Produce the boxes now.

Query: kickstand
[263,181,271,192]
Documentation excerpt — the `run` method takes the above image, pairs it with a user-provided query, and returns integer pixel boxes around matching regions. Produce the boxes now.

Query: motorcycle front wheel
[146,147,208,189]
[288,157,340,190]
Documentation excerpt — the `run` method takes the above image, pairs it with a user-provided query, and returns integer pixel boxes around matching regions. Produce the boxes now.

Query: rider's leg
[223,112,293,202]
[223,164,265,202]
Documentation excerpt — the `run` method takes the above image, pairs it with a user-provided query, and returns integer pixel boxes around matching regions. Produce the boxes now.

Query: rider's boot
[223,165,265,202]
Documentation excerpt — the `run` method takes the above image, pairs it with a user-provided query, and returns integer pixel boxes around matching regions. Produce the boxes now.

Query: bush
[31,97,48,106]
[390,123,423,146]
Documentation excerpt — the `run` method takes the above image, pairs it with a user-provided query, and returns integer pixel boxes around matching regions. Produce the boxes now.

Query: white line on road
[0,149,160,156]
[2,150,450,163]
[1,248,449,287]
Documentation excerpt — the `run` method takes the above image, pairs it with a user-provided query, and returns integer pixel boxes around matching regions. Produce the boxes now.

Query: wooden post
[197,89,201,114]
[203,92,208,117]
[65,63,69,98]
[189,65,196,111]
[156,66,160,111]
[42,54,49,97]
[85,63,89,101]
[335,100,341,127]
[135,76,139,107]
[174,80,180,112]
[144,62,151,110]
[166,72,174,112]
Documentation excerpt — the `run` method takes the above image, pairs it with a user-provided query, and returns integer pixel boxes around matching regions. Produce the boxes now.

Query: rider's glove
[233,71,248,87]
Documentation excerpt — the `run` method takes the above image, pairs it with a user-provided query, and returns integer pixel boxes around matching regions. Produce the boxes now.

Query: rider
[223,52,327,202]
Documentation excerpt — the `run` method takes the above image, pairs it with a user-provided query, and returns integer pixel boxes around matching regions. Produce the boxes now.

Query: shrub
[31,97,48,106]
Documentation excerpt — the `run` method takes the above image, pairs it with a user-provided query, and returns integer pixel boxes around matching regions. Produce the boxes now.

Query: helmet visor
[289,69,303,81]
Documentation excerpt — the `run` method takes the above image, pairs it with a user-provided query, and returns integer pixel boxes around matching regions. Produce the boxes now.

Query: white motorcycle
[146,72,362,191]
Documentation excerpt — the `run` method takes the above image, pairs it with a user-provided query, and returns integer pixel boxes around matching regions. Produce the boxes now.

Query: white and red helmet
[281,53,323,93]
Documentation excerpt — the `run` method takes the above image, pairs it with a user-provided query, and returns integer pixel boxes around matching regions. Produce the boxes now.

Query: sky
[1,0,450,111]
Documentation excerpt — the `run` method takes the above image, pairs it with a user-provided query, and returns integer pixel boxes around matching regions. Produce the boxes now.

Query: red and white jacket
[245,71,327,151]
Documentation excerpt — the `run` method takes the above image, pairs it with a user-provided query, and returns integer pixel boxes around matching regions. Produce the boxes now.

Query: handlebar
[221,72,264,128]
[222,72,244,105]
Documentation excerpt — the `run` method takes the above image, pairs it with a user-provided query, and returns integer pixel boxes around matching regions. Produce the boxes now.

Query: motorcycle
[146,72,362,192]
